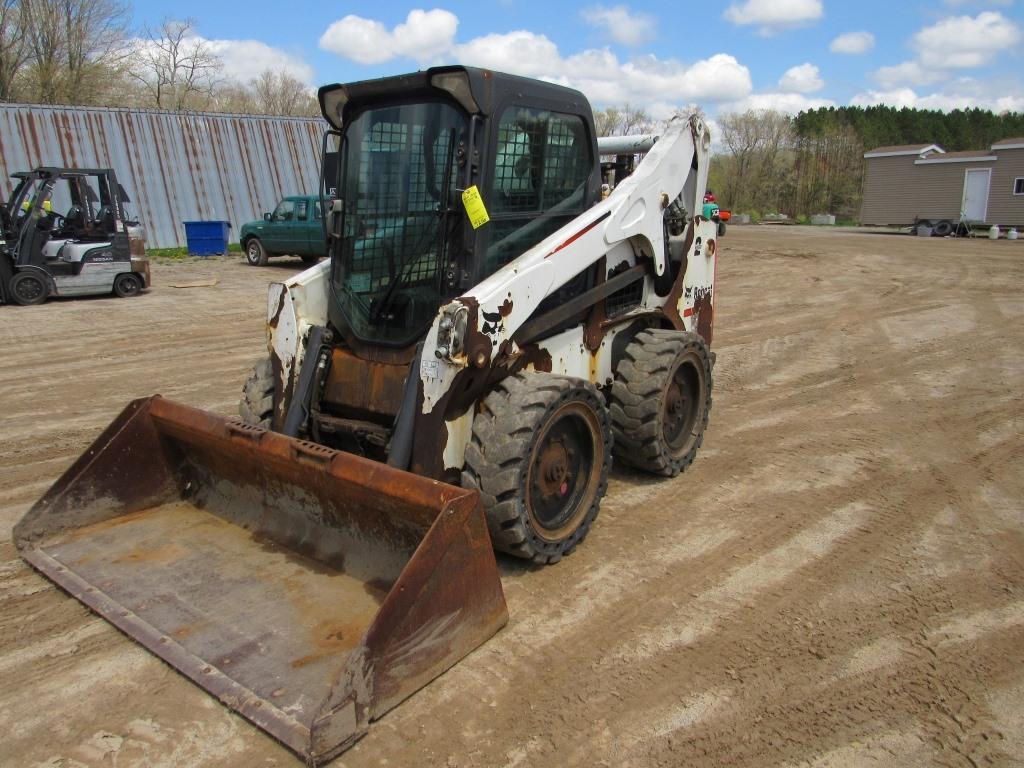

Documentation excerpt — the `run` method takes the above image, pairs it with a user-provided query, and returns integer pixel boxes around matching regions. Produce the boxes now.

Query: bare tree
[130,18,220,110]
[249,70,317,116]
[717,109,794,212]
[594,103,655,137]
[19,0,129,104]
[0,0,30,101]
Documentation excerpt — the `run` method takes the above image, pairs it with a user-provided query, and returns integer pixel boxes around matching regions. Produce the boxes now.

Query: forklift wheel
[113,273,143,298]
[9,272,48,306]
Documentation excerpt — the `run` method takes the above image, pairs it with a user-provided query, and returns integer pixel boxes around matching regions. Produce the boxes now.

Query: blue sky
[135,1,1023,118]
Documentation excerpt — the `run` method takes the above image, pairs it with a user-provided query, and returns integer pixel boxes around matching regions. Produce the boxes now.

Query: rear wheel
[113,272,143,298]
[462,373,612,565]
[610,329,712,477]
[245,238,268,266]
[717,220,727,237]
[9,271,48,305]
[239,357,274,427]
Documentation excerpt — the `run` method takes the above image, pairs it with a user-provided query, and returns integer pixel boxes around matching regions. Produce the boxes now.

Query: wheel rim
[526,401,602,541]
[663,356,703,454]
[247,243,260,263]
[118,276,140,296]
[14,275,44,303]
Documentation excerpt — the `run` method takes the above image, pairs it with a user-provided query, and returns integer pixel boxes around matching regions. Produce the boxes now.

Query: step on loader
[16,66,718,764]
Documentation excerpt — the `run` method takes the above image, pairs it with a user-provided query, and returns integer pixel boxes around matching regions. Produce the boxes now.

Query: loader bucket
[14,396,507,765]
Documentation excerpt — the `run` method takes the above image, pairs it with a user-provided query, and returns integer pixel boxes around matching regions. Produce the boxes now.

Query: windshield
[332,100,466,346]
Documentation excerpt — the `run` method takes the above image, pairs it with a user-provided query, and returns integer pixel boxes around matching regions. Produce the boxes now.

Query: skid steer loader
[15,66,717,764]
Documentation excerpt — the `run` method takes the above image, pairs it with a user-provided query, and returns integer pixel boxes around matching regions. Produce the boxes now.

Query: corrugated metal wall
[0,104,324,248]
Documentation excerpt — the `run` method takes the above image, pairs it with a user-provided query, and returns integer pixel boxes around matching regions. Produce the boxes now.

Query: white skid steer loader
[16,65,717,764]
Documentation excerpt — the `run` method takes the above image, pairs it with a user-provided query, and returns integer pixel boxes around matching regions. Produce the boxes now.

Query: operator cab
[318,66,602,350]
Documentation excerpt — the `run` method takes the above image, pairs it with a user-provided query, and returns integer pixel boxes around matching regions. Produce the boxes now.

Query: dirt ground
[1,226,1023,768]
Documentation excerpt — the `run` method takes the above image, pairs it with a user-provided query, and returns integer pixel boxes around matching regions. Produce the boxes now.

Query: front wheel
[245,238,268,266]
[113,272,143,298]
[717,220,727,237]
[463,373,612,565]
[239,357,275,427]
[9,271,48,305]
[610,329,712,477]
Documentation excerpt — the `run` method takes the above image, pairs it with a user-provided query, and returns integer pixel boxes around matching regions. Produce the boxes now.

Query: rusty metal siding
[861,154,1001,226]
[0,104,324,248]
[987,148,1024,227]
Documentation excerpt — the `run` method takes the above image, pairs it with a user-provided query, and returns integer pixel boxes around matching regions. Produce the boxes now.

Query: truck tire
[9,271,48,305]
[245,238,268,267]
[301,254,319,265]
[462,373,612,565]
[933,220,954,237]
[610,329,712,477]
[239,357,274,427]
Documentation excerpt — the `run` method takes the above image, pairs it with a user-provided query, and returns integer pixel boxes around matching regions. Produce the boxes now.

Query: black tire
[610,328,712,477]
[933,220,954,237]
[113,272,143,298]
[462,373,612,565]
[9,271,48,306]
[239,357,274,427]
[301,254,319,265]
[245,238,268,266]
[717,220,727,237]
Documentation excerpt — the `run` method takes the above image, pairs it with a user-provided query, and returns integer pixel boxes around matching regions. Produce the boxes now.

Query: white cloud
[318,9,458,65]
[205,39,314,85]
[129,34,315,86]
[778,63,823,93]
[721,92,837,114]
[873,60,947,89]
[448,31,753,106]
[912,11,1020,69]
[723,0,823,35]
[829,31,875,54]
[317,10,755,118]
[852,80,1024,113]
[581,5,657,46]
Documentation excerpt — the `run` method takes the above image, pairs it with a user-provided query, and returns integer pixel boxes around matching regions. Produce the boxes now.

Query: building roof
[864,143,944,158]
[992,137,1024,147]
[866,143,935,154]
[914,149,998,165]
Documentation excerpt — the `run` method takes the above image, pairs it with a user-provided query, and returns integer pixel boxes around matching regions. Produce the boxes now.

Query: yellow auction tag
[461,185,490,229]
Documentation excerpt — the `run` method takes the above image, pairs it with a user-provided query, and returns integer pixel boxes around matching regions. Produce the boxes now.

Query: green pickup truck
[240,195,326,266]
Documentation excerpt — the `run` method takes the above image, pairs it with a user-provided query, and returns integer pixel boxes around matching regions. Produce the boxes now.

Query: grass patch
[148,242,242,261]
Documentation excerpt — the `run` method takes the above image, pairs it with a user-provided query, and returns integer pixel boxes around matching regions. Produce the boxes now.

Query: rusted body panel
[14,397,507,765]
[323,348,408,419]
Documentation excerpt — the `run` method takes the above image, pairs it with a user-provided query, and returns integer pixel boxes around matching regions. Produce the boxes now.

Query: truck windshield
[331,100,466,346]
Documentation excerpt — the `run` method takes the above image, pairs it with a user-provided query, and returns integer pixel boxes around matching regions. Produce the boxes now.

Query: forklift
[0,167,150,305]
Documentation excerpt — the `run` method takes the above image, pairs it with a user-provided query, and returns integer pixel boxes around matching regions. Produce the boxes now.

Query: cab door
[264,198,298,254]
[293,199,316,256]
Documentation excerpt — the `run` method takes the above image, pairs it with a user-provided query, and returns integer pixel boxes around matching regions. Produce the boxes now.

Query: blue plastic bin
[183,220,231,256]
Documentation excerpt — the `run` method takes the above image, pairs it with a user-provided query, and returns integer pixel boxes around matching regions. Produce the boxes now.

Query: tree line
[595,101,1024,221]
[711,106,1024,221]
[0,0,317,116]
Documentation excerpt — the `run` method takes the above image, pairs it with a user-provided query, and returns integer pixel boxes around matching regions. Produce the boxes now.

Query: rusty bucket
[14,396,507,765]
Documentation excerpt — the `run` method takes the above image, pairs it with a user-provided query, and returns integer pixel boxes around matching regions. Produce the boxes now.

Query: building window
[1015,178,1024,195]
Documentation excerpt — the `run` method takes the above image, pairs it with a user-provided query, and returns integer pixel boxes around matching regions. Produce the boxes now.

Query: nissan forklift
[0,167,150,305]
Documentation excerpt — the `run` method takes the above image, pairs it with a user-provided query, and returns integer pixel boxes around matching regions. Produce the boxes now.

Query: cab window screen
[486,107,591,273]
